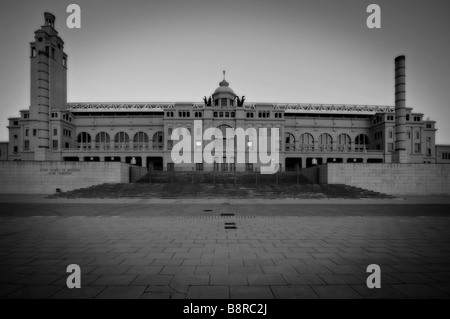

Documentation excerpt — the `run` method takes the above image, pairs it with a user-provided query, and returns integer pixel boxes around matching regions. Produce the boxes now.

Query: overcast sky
[0,0,449,143]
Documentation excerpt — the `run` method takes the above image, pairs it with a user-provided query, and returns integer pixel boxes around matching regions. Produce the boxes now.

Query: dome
[213,71,236,96]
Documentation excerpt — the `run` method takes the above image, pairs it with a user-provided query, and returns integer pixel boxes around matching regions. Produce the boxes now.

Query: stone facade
[3,13,447,171]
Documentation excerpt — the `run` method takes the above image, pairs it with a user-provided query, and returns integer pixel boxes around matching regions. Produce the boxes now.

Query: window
[219,112,223,117]
[114,132,130,149]
[258,111,270,118]
[134,132,149,150]
[427,148,431,156]
[388,130,393,139]
[221,98,227,106]
[285,133,295,151]
[63,56,67,68]
[246,163,253,171]
[53,128,57,136]
[25,129,29,137]
[407,131,411,139]
[45,46,49,56]
[51,47,55,59]
[231,112,235,117]
[214,112,218,117]
[13,146,18,153]
[406,115,410,121]
[13,121,18,126]
[196,163,204,171]
[65,142,70,149]
[95,132,110,149]
[337,134,351,151]
[426,124,432,129]
[414,143,421,153]
[225,112,229,118]
[77,132,92,149]
[31,47,36,58]
[388,143,394,152]
[319,133,333,151]
[415,131,420,139]
[153,132,164,150]
[24,140,30,151]
[33,129,37,136]
[355,134,369,151]
[299,133,314,151]
[52,140,58,150]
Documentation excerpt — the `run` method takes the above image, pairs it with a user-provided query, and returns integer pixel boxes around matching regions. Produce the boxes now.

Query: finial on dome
[219,70,229,87]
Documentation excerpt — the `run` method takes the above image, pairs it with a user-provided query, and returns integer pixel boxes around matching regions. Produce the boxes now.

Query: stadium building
[3,13,450,171]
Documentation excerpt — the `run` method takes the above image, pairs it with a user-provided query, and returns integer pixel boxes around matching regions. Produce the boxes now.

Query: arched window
[77,132,91,149]
[338,134,351,152]
[299,133,314,151]
[95,132,110,150]
[134,132,149,150]
[285,133,295,151]
[355,134,369,151]
[114,132,130,150]
[153,132,164,150]
[319,133,333,151]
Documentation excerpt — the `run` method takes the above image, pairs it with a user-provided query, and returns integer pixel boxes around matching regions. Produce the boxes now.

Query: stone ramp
[50,183,392,199]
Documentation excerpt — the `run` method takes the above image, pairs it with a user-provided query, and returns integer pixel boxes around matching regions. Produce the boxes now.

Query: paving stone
[271,286,319,299]
[125,265,163,275]
[312,285,363,299]
[186,286,229,299]
[195,265,229,275]
[282,274,325,285]
[160,265,196,275]
[351,285,407,299]
[210,274,248,285]
[247,274,286,286]
[95,286,146,299]
[91,275,137,286]
[230,286,274,299]
[6,285,64,299]
[131,274,173,286]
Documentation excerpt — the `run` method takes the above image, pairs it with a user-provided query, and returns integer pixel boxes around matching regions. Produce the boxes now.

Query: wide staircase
[52,171,392,199]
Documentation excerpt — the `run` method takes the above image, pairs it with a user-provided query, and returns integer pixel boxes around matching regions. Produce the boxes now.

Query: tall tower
[392,55,408,163]
[29,12,68,152]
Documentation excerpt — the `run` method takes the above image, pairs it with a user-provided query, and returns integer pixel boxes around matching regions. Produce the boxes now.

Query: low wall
[322,163,450,195]
[0,161,130,194]
[130,165,148,183]
[300,166,320,184]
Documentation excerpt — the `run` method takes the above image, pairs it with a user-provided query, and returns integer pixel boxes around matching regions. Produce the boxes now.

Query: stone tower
[29,13,68,157]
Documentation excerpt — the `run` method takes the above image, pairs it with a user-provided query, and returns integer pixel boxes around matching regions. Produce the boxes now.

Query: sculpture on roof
[235,95,246,107]
[203,96,212,106]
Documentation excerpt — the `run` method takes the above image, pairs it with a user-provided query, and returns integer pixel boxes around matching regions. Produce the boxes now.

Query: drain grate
[224,221,237,229]
[220,213,235,217]
[203,209,213,212]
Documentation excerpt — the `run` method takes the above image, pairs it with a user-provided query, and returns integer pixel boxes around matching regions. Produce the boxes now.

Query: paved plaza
[1,197,450,299]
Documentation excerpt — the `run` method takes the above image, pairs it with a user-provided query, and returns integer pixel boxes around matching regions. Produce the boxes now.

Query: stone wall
[322,163,450,195]
[0,161,130,194]
[300,166,320,184]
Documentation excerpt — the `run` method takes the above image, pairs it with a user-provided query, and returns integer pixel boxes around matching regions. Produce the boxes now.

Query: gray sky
[1,0,449,143]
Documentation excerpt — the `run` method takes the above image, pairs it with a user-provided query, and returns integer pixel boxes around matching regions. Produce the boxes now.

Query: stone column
[393,55,408,163]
